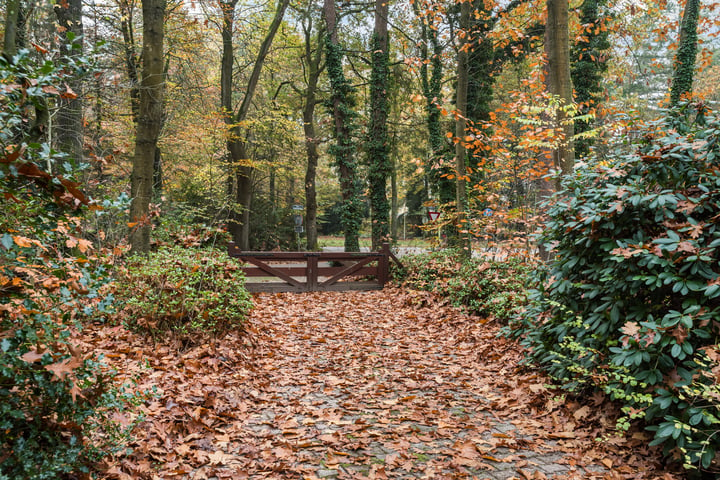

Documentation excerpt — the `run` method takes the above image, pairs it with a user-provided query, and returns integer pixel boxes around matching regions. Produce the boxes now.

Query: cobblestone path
[219,290,624,480]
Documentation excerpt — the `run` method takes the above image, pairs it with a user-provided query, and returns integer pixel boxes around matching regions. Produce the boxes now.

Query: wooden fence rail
[228,242,403,293]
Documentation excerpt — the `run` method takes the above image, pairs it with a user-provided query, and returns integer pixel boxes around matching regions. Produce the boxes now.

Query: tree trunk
[323,0,362,252]
[222,0,289,249]
[390,152,398,241]
[670,0,700,107]
[129,0,165,253]
[546,0,574,187]
[367,0,391,251]
[570,0,610,159]
[119,0,140,124]
[219,0,240,239]
[54,0,84,164]
[411,0,452,205]
[301,17,323,251]
[455,0,471,257]
[3,0,22,58]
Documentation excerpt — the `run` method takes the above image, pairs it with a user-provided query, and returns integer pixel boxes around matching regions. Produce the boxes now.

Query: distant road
[321,246,426,257]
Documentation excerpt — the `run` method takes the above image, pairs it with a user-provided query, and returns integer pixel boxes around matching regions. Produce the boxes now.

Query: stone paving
[200,290,619,480]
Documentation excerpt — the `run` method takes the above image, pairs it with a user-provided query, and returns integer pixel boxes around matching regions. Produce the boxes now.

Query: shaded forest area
[2,0,720,478]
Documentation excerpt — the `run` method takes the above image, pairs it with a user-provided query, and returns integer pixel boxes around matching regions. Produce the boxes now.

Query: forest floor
[87,288,684,480]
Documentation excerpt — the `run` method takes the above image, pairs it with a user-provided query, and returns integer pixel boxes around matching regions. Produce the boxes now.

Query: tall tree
[129,0,165,253]
[53,0,84,164]
[118,0,141,124]
[454,0,471,255]
[323,0,362,252]
[669,0,701,107]
[296,3,324,251]
[570,0,610,159]
[220,0,290,250]
[412,0,454,206]
[366,0,391,250]
[545,0,574,185]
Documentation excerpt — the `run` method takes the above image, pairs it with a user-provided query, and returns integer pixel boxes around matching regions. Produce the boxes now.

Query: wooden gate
[228,242,402,293]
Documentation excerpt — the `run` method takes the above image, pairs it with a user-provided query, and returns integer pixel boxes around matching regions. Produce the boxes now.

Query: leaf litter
[82,287,682,479]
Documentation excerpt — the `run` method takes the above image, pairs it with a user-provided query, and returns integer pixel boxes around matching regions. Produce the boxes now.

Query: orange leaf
[33,42,49,54]
[61,85,78,99]
[13,236,35,248]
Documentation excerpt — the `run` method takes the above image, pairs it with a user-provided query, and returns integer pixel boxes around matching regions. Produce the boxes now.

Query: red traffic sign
[428,211,441,221]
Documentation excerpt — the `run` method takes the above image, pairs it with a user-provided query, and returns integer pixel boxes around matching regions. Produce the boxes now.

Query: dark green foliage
[570,0,610,159]
[670,0,700,107]
[324,34,363,252]
[1,48,137,479]
[114,247,253,345]
[396,250,532,322]
[318,201,344,236]
[248,198,296,250]
[414,5,454,206]
[518,112,720,470]
[367,33,392,249]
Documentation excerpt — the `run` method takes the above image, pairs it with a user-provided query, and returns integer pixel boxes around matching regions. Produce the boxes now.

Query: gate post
[306,253,319,291]
[378,243,390,286]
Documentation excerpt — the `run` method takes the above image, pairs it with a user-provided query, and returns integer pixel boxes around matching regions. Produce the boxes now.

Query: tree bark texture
[545,0,574,187]
[367,0,391,251]
[3,0,22,58]
[454,0,471,256]
[119,0,141,124]
[54,0,84,164]
[129,0,165,253]
[412,0,453,205]
[323,0,362,252]
[670,0,700,107]
[301,16,323,251]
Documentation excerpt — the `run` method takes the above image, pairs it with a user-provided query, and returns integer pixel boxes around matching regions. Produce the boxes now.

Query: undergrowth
[394,249,533,322]
[112,247,253,346]
[515,108,720,472]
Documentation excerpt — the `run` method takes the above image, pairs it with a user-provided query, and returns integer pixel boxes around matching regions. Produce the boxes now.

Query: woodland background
[3,0,719,253]
[2,0,720,478]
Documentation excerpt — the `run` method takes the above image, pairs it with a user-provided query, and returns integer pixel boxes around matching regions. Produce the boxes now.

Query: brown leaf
[21,350,44,363]
[45,356,81,380]
[207,450,233,465]
[572,405,591,420]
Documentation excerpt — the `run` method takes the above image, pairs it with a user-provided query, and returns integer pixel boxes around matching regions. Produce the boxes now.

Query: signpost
[427,210,441,245]
[292,204,304,250]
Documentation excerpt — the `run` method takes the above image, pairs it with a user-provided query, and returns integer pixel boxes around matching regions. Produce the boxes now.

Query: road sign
[428,211,441,221]
[292,204,304,210]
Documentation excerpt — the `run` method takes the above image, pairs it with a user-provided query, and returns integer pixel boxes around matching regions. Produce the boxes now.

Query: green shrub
[1,47,138,480]
[396,249,533,321]
[518,111,720,470]
[113,247,253,344]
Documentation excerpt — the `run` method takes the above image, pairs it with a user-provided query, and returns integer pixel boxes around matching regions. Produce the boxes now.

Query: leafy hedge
[113,247,253,345]
[395,250,532,322]
[518,113,720,470]
[1,49,137,479]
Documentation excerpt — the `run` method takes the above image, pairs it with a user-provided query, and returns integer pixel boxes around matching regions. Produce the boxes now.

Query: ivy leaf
[1,234,13,250]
